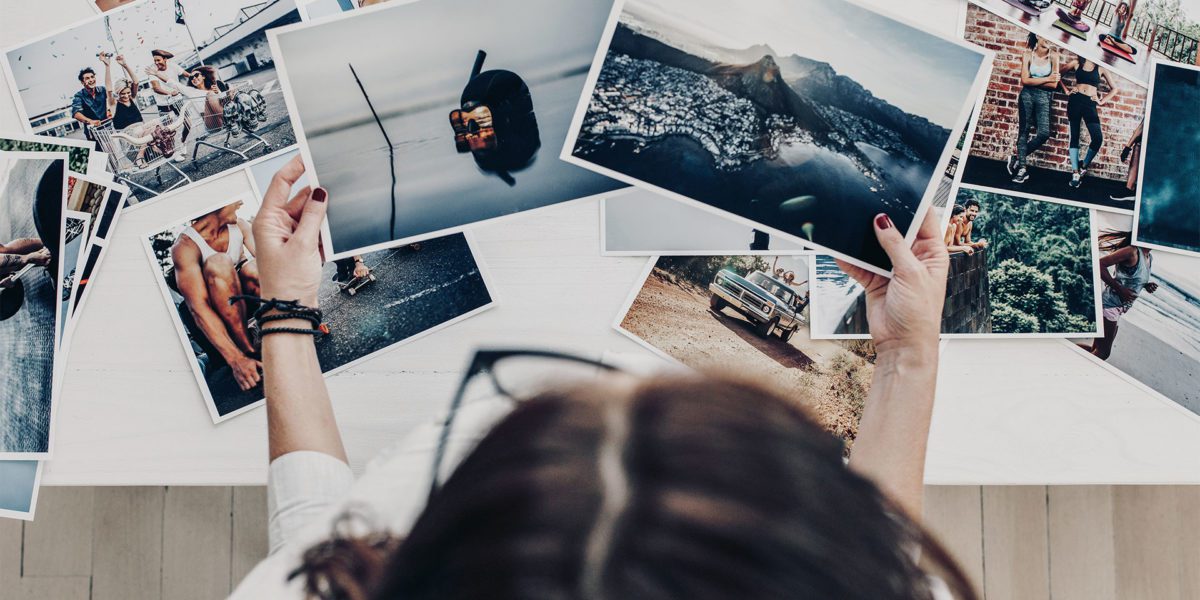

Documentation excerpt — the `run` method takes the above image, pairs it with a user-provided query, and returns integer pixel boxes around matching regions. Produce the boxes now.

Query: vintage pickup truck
[708,268,805,341]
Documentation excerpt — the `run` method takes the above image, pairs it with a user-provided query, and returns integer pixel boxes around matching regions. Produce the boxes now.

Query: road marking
[382,270,480,310]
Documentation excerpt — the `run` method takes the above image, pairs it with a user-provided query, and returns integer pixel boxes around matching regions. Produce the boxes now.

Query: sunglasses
[427,349,620,502]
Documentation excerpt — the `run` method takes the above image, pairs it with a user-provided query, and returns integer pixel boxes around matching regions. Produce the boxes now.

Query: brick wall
[836,249,991,335]
[964,4,1148,182]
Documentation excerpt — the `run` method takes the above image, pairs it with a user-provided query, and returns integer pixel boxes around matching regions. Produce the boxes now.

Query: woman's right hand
[253,155,326,308]
[837,211,949,356]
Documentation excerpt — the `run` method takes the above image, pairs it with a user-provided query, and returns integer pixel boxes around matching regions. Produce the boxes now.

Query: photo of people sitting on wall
[811,186,1103,338]
[959,3,1149,213]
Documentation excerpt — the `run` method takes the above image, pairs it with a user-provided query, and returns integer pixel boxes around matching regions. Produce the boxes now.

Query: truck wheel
[709,295,726,311]
[781,326,796,342]
[757,318,778,338]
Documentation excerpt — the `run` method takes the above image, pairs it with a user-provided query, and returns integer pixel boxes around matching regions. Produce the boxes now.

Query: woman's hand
[836,211,949,356]
[252,155,327,308]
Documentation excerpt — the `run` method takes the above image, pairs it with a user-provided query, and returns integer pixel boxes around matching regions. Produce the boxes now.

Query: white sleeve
[267,451,355,555]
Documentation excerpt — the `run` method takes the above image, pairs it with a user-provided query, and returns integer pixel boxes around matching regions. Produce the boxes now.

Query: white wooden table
[3,0,1198,486]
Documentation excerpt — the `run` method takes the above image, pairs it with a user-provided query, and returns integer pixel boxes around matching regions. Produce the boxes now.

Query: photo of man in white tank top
[170,201,262,392]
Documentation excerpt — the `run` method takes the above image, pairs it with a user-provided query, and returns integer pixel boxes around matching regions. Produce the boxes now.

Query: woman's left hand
[253,155,327,308]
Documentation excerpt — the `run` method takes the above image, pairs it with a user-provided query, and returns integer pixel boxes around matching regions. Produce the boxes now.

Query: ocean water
[313,74,624,255]
[813,254,863,336]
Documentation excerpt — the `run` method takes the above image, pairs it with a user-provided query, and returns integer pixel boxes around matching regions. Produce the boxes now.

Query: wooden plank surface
[982,486,1051,600]
[162,487,233,600]
[923,485,984,596]
[1047,486,1116,600]
[231,486,269,589]
[91,487,165,600]
[20,487,94,577]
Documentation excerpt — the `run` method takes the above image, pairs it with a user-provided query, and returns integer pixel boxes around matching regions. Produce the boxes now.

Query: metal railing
[1055,0,1199,64]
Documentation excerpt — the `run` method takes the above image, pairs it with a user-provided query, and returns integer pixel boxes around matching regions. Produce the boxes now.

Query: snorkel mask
[449,50,540,186]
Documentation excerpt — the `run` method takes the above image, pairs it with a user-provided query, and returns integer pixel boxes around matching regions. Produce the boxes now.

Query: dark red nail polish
[312,187,327,203]
[875,214,892,230]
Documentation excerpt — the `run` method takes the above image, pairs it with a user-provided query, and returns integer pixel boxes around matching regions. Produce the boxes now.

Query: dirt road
[620,270,872,445]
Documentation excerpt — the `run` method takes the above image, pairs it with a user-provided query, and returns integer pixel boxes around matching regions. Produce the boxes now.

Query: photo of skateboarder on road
[144,194,495,423]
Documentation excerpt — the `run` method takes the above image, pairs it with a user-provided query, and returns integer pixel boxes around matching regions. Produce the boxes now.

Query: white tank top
[181,224,243,263]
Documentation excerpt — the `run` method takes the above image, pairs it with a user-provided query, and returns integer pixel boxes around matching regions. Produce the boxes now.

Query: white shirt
[229,398,514,598]
[151,62,187,107]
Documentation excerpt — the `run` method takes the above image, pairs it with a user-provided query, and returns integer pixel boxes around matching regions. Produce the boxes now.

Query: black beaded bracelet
[230,295,327,337]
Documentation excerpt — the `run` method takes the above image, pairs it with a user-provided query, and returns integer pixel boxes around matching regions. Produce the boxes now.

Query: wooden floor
[2,486,1198,599]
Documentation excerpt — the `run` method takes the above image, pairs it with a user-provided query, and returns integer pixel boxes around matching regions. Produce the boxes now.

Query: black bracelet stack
[230,295,327,338]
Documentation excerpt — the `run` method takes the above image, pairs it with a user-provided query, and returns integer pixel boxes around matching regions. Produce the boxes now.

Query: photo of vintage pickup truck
[709,269,807,341]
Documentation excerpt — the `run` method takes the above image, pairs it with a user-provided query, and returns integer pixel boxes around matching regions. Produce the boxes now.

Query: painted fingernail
[875,214,893,230]
[312,187,327,203]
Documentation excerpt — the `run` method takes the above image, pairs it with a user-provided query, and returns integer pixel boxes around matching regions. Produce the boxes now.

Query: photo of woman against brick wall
[960,3,1148,213]
[809,186,1104,338]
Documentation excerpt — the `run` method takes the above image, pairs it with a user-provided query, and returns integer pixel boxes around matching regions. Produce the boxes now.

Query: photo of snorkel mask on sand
[449,50,541,186]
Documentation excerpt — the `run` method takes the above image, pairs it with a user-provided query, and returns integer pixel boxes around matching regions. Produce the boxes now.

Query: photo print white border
[956,1,1148,217]
[60,210,92,355]
[0,151,70,460]
[141,193,501,424]
[560,0,995,278]
[610,251,816,362]
[808,184,1106,340]
[0,0,303,213]
[267,0,629,262]
[1131,59,1200,260]
[599,188,806,257]
[0,460,44,521]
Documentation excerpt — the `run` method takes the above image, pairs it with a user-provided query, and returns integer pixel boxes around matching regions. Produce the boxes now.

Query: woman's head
[1117,2,1130,17]
[297,374,974,600]
[1027,33,1047,53]
[117,80,134,104]
[1098,230,1134,253]
[950,204,966,222]
[190,66,219,91]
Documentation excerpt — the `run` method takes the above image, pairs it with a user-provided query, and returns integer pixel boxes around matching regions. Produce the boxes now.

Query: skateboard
[338,273,377,297]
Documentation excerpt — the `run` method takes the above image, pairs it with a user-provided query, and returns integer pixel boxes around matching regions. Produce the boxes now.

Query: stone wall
[942,248,992,334]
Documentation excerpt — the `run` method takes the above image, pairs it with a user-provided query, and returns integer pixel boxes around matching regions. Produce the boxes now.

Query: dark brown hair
[295,375,977,600]
[1098,230,1134,253]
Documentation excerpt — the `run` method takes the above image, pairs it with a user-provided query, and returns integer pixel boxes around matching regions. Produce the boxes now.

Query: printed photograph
[1072,222,1200,416]
[144,197,495,422]
[93,0,143,13]
[0,460,41,521]
[270,0,626,259]
[966,0,1200,85]
[812,186,1102,338]
[1134,61,1200,256]
[603,188,804,255]
[565,0,990,275]
[299,0,395,19]
[60,213,90,345]
[615,254,878,446]
[960,3,1149,212]
[3,0,301,205]
[0,153,67,457]
[0,134,92,174]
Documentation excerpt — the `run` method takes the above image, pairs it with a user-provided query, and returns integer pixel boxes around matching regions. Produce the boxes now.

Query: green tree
[960,188,1097,334]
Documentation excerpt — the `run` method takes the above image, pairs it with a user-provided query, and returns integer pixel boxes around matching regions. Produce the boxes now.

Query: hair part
[293,374,978,600]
